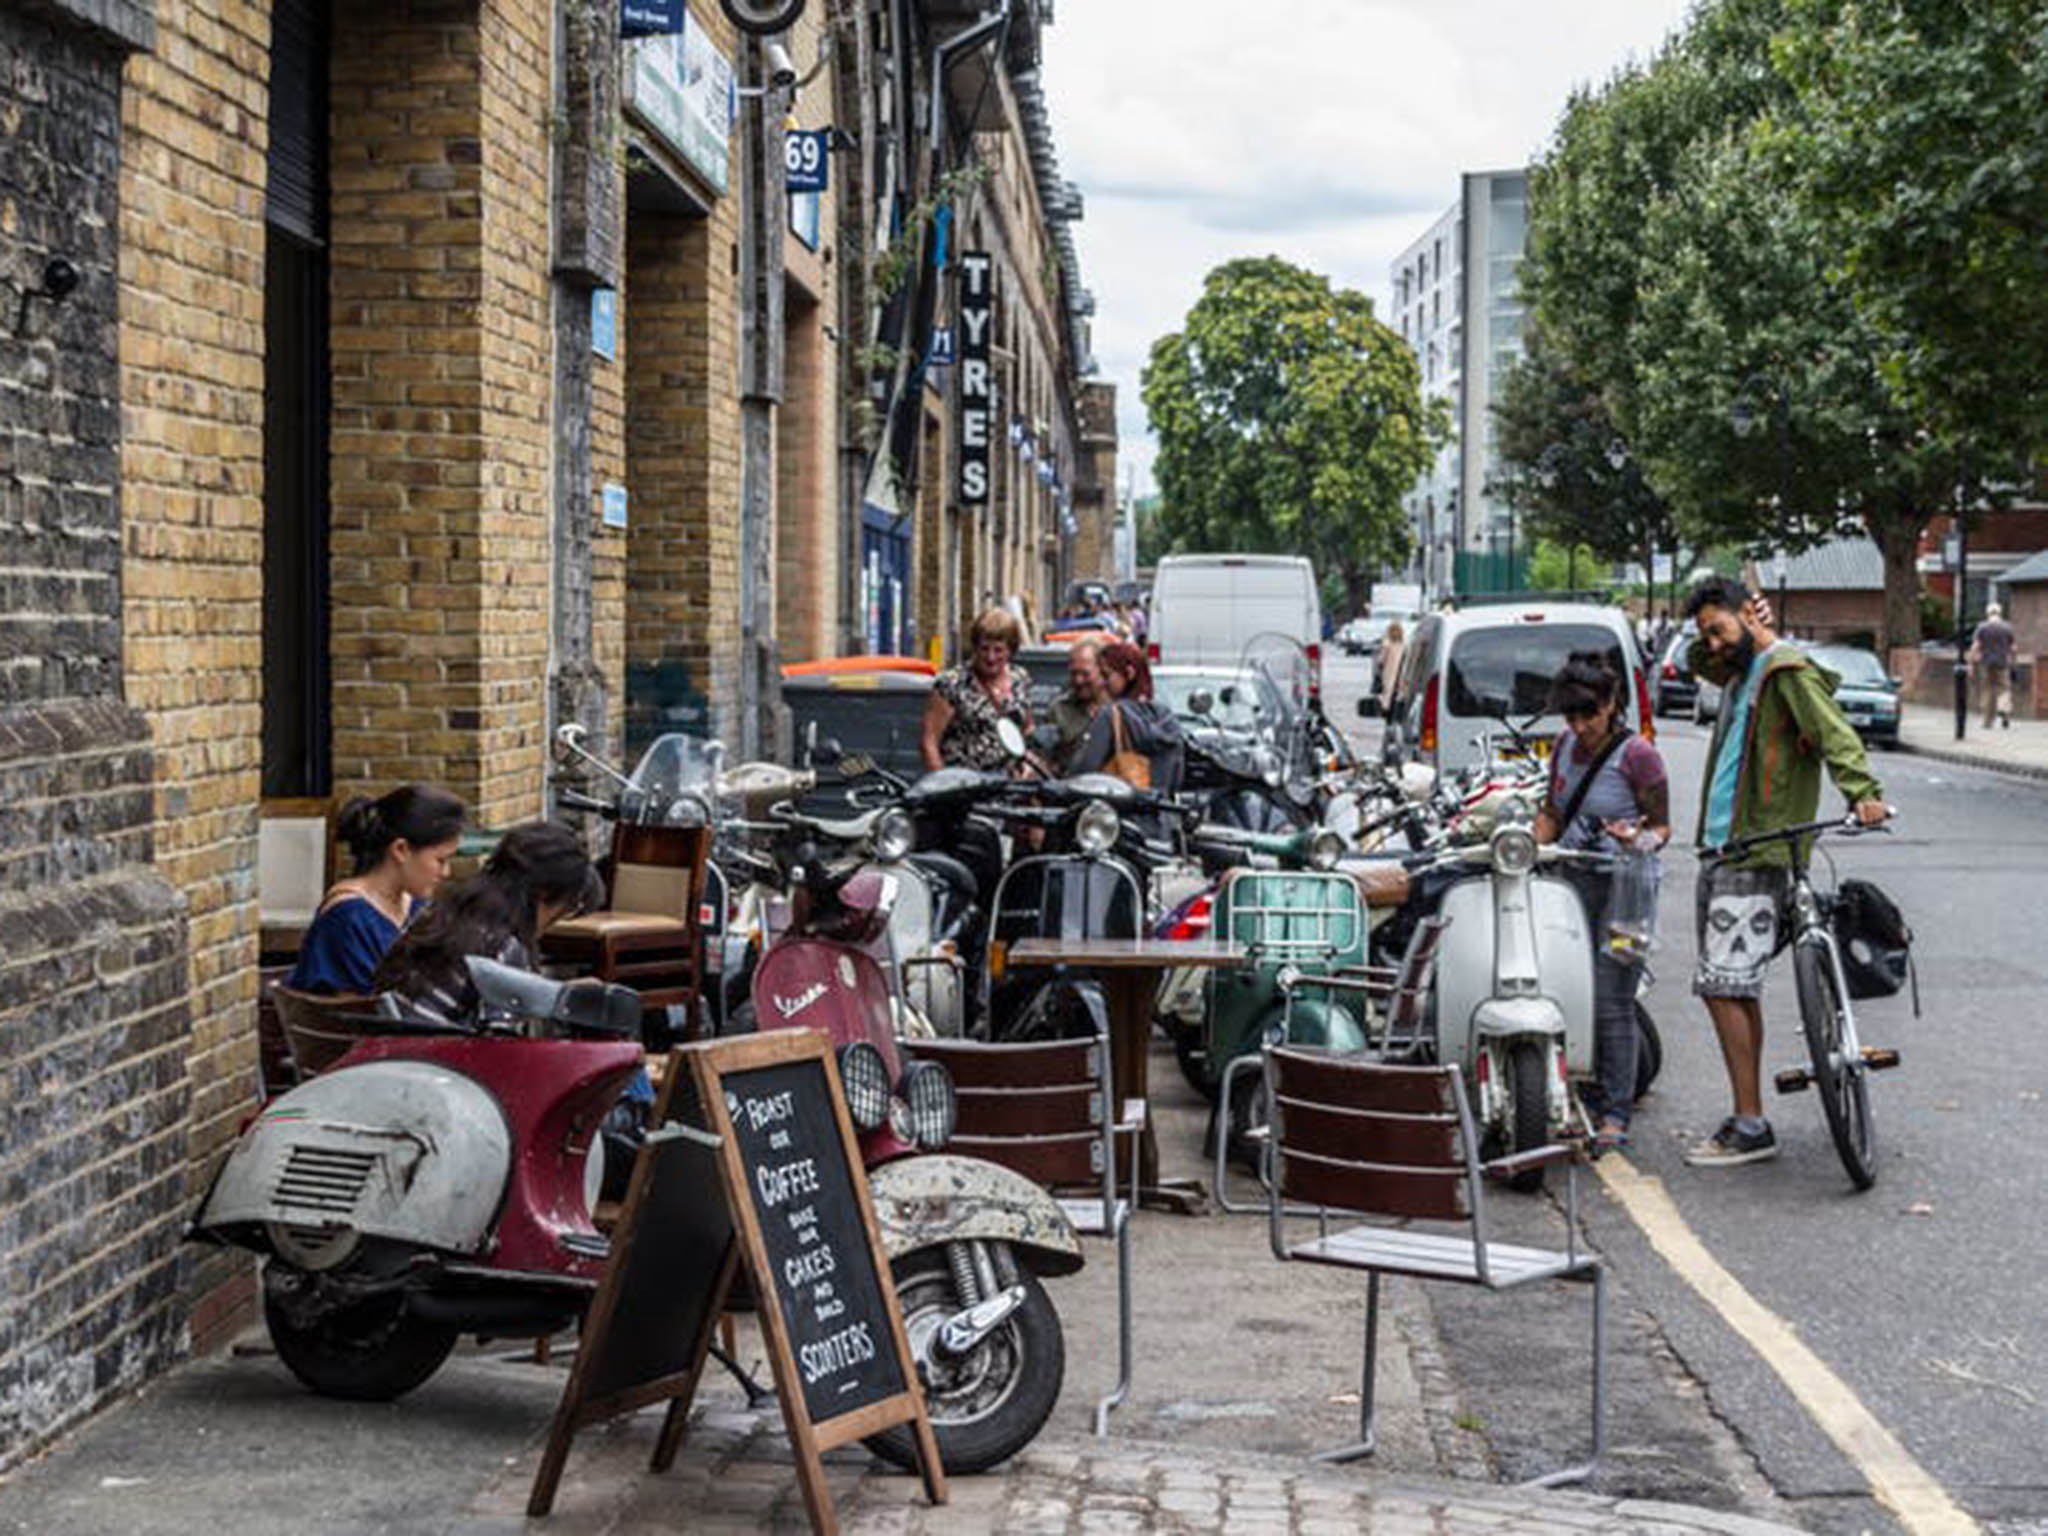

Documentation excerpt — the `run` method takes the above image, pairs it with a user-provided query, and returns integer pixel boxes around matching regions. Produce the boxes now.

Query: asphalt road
[1323,651,2048,1535]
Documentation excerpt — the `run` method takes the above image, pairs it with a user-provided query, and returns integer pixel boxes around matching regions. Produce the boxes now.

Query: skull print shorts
[1693,863,1790,999]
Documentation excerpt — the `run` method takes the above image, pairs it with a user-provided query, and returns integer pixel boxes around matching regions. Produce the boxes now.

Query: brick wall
[116,0,270,1352]
[1,0,196,1469]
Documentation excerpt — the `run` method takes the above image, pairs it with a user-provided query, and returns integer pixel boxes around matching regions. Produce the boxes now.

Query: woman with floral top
[920,607,1035,771]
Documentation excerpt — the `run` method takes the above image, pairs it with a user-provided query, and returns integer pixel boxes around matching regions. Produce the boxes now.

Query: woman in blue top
[288,785,468,995]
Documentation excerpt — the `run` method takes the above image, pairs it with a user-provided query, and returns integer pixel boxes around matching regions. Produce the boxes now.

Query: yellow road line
[1595,1155,1979,1536]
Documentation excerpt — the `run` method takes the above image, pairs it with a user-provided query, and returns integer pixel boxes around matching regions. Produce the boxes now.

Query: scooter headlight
[1075,800,1121,855]
[837,1041,892,1130]
[873,808,916,864]
[1492,826,1537,876]
[1306,828,1344,871]
[898,1060,956,1150]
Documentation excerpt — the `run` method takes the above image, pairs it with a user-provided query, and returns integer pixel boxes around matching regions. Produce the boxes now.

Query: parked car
[1380,600,1652,779]
[1147,554,1324,692]
[1800,642,1901,746]
[1652,630,1699,717]
[1337,615,1393,657]
[1693,674,1721,726]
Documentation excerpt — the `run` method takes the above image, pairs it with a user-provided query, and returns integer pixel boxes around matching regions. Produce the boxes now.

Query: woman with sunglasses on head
[1534,651,1670,1151]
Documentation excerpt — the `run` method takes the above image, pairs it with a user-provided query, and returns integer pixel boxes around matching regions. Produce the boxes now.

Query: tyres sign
[957,251,995,504]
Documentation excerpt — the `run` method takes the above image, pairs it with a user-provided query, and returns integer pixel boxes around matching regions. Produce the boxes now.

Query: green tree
[1140,257,1448,614]
[1779,0,2048,455]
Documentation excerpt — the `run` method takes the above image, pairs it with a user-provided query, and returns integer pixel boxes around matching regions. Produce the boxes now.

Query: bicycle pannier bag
[1832,877,1910,1001]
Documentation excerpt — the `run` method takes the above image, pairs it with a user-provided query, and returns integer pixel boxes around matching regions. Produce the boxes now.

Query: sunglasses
[1561,703,1604,721]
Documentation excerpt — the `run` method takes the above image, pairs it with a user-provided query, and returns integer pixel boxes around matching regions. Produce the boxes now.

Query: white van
[1147,554,1324,684]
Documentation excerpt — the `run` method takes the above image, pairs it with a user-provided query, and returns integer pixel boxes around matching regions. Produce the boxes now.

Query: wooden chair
[271,984,391,1078]
[1212,913,1451,1213]
[542,824,710,1043]
[258,797,336,961]
[1263,1047,1604,1485]
[256,966,299,1094]
[903,1034,1142,1436]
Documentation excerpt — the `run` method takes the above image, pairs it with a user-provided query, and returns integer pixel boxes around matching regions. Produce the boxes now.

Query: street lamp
[1950,471,1971,741]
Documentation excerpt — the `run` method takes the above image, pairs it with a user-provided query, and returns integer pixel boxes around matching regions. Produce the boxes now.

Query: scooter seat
[1346,861,1411,909]
[809,808,883,842]
[548,911,691,939]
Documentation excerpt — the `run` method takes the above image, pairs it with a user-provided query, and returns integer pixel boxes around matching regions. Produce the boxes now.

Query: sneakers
[1684,1116,1779,1167]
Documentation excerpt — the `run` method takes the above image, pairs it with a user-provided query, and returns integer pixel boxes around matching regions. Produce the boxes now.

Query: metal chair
[1263,1045,1604,1486]
[903,1033,1141,1435]
[1213,913,1449,1212]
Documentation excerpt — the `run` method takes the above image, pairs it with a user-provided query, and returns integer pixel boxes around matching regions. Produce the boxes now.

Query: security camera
[766,41,797,88]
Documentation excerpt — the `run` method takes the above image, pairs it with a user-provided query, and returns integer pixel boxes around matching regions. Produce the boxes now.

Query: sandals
[1592,1120,1631,1154]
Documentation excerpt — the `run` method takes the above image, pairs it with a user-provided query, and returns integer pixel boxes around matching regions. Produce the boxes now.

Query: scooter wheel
[1173,1029,1215,1101]
[264,1263,458,1402]
[1506,1040,1550,1194]
[864,1251,1063,1475]
[1633,1002,1663,1100]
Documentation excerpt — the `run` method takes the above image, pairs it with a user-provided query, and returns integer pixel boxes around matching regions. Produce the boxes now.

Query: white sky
[1038,0,1697,497]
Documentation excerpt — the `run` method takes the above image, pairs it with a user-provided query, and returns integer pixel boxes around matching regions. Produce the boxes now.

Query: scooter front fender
[1273,997,1367,1052]
[1471,995,1565,1041]
[866,1155,1083,1278]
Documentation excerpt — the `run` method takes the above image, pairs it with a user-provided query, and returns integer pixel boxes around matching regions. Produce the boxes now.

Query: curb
[1895,737,2048,782]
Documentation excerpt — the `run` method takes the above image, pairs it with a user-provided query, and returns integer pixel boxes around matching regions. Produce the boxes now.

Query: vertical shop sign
[957,251,994,504]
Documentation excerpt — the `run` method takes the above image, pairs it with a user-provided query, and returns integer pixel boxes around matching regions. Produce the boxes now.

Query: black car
[1652,630,1699,717]
[780,661,934,781]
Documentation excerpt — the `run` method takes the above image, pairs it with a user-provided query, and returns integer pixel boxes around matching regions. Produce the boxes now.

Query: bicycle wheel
[1794,941,1876,1190]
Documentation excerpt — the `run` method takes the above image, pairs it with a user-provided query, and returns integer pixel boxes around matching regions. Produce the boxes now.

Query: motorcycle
[742,795,1083,1474]
[189,959,646,1399]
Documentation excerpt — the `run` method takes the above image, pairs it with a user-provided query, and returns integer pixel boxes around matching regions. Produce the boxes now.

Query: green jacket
[1687,640,1882,868]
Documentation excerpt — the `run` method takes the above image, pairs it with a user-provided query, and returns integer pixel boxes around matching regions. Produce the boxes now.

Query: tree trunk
[1868,509,1924,656]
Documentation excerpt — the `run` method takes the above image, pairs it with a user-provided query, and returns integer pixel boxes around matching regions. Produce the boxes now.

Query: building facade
[0,0,1103,1470]
[1390,168,1528,598]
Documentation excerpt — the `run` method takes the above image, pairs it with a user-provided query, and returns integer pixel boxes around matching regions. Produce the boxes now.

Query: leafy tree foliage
[1140,257,1448,614]
[1779,0,2048,453]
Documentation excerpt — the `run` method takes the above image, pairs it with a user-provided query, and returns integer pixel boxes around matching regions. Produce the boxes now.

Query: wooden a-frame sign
[528,1030,946,1534]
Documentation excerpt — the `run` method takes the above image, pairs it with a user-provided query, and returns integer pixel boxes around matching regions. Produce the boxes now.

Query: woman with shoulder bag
[1069,641,1184,793]
[1534,652,1671,1151]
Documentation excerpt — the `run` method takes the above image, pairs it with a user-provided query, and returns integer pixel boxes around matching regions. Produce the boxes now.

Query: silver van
[1378,601,1652,778]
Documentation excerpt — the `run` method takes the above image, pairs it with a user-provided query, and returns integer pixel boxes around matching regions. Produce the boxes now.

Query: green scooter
[1186,823,1375,1181]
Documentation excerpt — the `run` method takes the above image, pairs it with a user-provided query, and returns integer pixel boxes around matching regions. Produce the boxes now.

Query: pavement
[1895,702,2048,779]
[0,1343,1809,1536]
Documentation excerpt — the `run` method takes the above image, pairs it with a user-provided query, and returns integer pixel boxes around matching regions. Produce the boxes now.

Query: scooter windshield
[624,733,721,824]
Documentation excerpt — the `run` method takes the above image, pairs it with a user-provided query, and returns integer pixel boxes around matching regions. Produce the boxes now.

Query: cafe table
[1003,936,1248,1212]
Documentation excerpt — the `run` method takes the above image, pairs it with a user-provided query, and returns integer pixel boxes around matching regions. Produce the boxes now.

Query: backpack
[1831,877,1913,1005]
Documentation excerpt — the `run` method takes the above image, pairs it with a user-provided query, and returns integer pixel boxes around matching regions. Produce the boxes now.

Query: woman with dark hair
[1534,651,1670,1150]
[371,820,604,1026]
[288,784,467,995]
[1070,640,1185,792]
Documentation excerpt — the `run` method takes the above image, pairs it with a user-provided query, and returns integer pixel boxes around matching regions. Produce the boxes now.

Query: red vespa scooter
[741,797,1083,1474]
[189,959,645,1401]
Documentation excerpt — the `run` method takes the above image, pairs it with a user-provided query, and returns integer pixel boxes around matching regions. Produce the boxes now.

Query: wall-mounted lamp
[15,257,81,337]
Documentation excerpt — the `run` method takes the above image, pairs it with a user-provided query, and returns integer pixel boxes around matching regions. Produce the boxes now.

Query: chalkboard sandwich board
[530,1031,945,1536]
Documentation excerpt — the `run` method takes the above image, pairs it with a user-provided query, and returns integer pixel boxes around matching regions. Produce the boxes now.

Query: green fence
[1453,549,1531,597]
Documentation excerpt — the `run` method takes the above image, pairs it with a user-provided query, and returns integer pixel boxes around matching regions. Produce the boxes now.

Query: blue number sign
[784,129,829,193]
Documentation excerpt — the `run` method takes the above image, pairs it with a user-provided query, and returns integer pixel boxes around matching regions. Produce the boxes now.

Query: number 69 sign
[785,129,829,193]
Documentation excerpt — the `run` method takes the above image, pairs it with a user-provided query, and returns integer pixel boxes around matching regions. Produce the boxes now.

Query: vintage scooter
[189,959,646,1400]
[745,796,1083,1475]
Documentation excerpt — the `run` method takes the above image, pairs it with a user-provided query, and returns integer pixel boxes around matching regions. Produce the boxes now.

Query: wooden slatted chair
[542,824,710,1044]
[1263,1046,1604,1485]
[903,1034,1141,1435]
[1212,913,1450,1213]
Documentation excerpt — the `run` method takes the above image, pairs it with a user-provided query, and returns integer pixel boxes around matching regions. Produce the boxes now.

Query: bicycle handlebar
[1700,808,1897,864]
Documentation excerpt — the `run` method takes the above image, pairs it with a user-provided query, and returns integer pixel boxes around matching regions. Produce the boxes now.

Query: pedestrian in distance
[372,820,605,1028]
[288,784,467,996]
[920,607,1035,771]
[1970,601,2017,729]
[1375,620,1406,715]
[1049,637,1107,775]
[1681,576,1887,1167]
[1534,652,1670,1151]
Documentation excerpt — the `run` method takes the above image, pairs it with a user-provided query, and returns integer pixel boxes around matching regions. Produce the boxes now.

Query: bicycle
[1701,812,1901,1190]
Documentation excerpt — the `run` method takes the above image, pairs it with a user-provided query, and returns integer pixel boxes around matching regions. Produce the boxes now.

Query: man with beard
[1682,576,1887,1167]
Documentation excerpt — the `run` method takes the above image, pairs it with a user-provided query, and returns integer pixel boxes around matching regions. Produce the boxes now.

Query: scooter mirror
[995,717,1027,760]
[813,735,844,766]
[1356,696,1381,719]
[1187,688,1214,716]
[554,722,588,753]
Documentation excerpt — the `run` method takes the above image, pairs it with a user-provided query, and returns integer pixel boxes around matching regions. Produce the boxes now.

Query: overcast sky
[1038,0,1696,497]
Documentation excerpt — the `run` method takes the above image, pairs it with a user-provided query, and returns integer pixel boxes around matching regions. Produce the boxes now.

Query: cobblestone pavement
[465,1403,1810,1536]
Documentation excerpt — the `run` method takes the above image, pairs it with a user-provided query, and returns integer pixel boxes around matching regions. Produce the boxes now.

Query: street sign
[785,129,829,193]
[929,327,955,367]
[621,0,685,37]
[957,251,994,504]
[592,287,617,360]
[603,484,629,530]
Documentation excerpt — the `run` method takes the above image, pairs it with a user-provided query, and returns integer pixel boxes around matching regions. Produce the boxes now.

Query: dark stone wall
[0,0,190,1473]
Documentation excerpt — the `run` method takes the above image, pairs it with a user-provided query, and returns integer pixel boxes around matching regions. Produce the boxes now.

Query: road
[1322,650,2048,1535]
